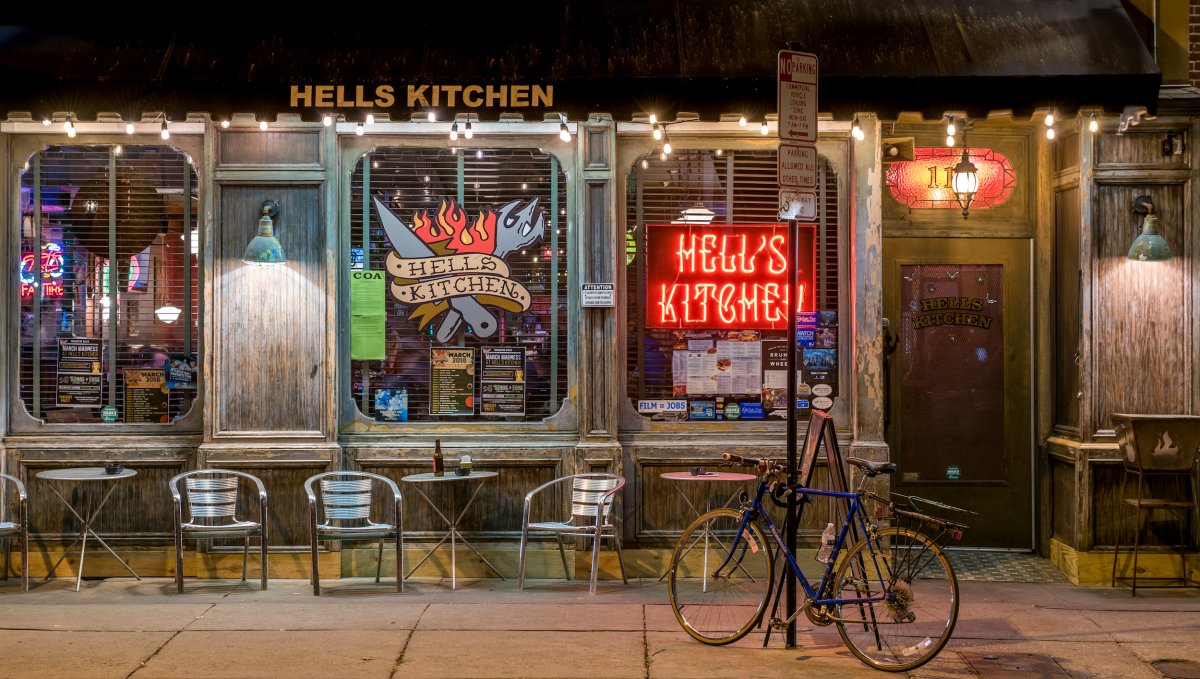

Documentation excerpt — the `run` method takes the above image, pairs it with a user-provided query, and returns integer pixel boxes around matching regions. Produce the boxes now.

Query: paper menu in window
[686,350,718,395]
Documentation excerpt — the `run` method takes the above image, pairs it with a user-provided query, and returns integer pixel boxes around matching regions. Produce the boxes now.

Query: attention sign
[646,224,815,329]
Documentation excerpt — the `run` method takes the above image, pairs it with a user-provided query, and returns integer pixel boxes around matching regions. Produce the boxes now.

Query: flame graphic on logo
[1152,431,1179,461]
[409,199,500,255]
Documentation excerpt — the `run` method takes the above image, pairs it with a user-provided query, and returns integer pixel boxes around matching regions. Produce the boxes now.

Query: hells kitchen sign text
[290,84,553,110]
[645,223,815,329]
[375,196,545,344]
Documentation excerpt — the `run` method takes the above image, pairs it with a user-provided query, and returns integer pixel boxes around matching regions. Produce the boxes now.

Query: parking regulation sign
[778,142,818,188]
[777,51,818,143]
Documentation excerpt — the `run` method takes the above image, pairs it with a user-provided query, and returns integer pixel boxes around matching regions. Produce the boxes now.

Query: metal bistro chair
[1111,414,1200,594]
[305,471,403,596]
[1,473,29,591]
[519,473,627,594]
[170,469,269,593]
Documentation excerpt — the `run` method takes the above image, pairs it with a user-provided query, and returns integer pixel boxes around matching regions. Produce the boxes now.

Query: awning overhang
[0,1,1161,124]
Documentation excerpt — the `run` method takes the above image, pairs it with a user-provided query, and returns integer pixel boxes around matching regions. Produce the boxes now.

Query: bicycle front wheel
[833,527,959,672]
[668,508,774,645]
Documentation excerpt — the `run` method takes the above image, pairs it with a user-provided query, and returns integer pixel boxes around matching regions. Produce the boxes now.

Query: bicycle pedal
[769,618,789,631]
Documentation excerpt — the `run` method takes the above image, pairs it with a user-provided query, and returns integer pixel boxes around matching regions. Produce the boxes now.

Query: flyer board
[429,348,475,416]
[480,346,526,416]
[57,338,102,406]
[124,369,169,423]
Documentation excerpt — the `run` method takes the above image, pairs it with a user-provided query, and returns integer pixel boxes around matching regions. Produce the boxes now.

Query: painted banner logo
[374,196,545,343]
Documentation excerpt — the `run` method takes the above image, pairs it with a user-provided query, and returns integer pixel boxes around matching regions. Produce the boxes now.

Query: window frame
[336,126,580,436]
[614,126,853,434]
[5,130,206,435]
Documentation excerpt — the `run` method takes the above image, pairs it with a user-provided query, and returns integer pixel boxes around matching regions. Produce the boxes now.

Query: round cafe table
[36,467,142,591]
[401,470,504,589]
[659,470,758,581]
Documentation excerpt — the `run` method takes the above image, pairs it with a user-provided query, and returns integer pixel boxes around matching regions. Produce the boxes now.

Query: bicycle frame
[712,476,890,614]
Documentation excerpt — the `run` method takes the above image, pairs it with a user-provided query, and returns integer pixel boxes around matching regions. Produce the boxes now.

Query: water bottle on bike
[816,522,835,563]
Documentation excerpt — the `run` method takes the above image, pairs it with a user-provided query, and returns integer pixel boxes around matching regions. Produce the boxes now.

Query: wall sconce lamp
[242,200,286,266]
[1127,195,1171,262]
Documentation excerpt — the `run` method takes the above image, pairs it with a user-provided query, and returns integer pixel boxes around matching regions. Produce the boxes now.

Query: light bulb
[160,121,169,140]
[355,123,364,136]
[851,117,863,141]
[1046,127,1056,140]
[427,110,436,122]
[1044,112,1055,127]
[649,113,657,125]
[660,151,667,161]
[220,120,230,129]
[42,118,50,126]
[946,135,956,147]
[738,115,747,126]
[67,125,77,139]
[946,118,957,136]
[476,149,482,159]
[559,122,570,142]
[464,121,473,139]
[641,158,649,169]
[114,144,123,155]
[450,122,458,141]
[63,116,73,133]
[760,120,769,135]
[652,124,662,141]
[259,119,268,131]
[1089,114,1099,133]
[365,114,375,125]
[125,122,135,135]
[715,148,723,156]
[322,114,333,127]
[663,140,672,154]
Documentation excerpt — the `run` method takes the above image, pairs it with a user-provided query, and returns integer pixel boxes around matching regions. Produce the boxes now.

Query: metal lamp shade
[1126,213,1171,262]
[242,210,286,265]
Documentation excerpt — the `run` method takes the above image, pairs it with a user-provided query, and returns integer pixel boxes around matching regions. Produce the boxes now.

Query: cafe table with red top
[658,470,758,580]
[401,470,505,589]
[36,467,142,591]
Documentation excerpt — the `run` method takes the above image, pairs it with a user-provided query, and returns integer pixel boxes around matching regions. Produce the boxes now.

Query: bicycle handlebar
[721,453,786,474]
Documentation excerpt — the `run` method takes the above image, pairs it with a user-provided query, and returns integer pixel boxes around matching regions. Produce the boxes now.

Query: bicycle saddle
[847,457,897,476]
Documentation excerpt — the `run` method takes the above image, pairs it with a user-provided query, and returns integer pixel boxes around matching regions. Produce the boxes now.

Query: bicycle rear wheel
[668,508,774,645]
[833,527,958,672]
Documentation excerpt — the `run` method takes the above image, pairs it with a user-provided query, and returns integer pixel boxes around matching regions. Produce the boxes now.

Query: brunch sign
[645,223,815,329]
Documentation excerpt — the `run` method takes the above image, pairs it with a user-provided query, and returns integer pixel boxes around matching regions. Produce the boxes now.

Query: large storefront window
[349,147,568,422]
[17,145,200,425]
[625,148,840,421]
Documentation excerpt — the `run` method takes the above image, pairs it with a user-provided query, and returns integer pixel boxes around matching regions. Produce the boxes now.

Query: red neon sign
[646,223,815,329]
[885,147,1015,210]
[20,242,65,300]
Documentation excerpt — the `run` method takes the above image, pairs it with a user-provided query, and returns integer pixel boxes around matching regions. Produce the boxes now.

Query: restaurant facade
[1,3,1196,585]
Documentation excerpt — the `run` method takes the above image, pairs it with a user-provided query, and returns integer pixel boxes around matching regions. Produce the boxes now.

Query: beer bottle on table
[433,440,445,476]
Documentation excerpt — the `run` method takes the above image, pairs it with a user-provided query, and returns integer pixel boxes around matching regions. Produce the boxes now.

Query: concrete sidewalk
[0,575,1198,678]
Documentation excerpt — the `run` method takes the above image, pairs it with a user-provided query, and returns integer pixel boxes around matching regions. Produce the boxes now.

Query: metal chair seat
[527,520,611,534]
[0,473,28,591]
[170,469,269,593]
[305,471,403,595]
[519,473,628,594]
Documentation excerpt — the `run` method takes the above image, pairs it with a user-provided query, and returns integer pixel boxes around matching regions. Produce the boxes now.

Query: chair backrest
[170,470,264,527]
[570,474,622,522]
[1113,414,1200,474]
[305,471,397,528]
[0,473,27,527]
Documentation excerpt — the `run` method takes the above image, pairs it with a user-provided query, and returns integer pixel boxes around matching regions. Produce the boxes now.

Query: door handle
[883,318,898,430]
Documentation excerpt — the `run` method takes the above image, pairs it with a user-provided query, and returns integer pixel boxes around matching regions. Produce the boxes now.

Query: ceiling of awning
[0,1,1161,124]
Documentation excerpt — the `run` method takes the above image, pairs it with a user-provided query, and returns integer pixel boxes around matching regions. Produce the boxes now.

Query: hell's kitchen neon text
[646,224,815,329]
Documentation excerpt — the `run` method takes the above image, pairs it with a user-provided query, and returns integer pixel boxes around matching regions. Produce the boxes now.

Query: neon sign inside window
[645,223,815,329]
[19,242,65,299]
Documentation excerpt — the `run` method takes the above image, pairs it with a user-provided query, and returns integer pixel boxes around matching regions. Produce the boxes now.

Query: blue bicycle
[667,453,969,672]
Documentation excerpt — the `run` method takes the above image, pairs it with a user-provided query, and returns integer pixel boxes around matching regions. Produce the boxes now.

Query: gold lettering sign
[289,84,553,109]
